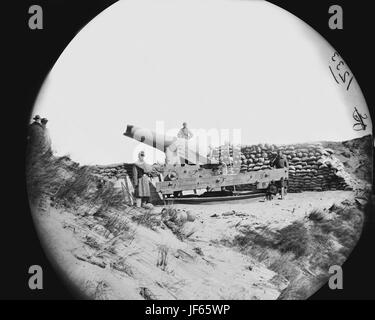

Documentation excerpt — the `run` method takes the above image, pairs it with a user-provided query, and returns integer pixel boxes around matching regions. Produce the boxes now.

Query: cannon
[123,124,212,165]
[123,124,288,202]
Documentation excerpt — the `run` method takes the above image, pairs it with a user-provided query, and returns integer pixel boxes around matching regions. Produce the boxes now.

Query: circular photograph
[26,0,373,300]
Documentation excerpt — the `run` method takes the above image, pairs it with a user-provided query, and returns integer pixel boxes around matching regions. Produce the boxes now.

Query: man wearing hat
[28,115,44,147]
[132,150,153,207]
[31,115,42,127]
[27,115,51,158]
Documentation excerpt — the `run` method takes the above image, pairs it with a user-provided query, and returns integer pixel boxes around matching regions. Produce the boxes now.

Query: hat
[33,115,41,121]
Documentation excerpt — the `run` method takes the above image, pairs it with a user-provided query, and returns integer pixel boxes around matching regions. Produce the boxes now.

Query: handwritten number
[346,76,354,91]
[339,71,350,83]
[330,51,355,91]
[332,52,340,62]
[329,66,339,84]
[336,61,344,71]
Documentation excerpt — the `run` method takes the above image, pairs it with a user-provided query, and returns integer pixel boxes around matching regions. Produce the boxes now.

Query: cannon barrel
[123,124,210,165]
[123,124,176,152]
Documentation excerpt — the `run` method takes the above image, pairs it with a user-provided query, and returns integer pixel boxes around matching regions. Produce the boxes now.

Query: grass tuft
[308,209,324,222]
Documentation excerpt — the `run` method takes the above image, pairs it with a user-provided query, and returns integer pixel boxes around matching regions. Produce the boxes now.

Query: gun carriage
[124,125,288,203]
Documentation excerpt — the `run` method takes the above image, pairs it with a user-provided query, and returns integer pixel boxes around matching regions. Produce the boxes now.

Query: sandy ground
[169,190,356,241]
[33,190,356,300]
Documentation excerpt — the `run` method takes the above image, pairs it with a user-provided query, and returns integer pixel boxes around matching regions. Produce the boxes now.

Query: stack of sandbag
[239,143,274,173]
[283,145,352,192]
[208,142,353,193]
[91,163,128,180]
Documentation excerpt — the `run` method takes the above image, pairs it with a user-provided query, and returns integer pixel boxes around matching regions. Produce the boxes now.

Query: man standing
[132,151,153,208]
[271,150,289,199]
[271,150,289,169]
[29,115,43,136]
[177,122,193,165]
[177,122,193,140]
[27,115,44,159]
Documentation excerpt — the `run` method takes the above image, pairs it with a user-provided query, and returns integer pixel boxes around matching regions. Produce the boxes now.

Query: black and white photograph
[4,0,375,305]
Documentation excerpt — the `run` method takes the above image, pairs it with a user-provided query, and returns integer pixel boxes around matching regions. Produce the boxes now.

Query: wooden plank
[156,168,288,194]
[164,192,265,204]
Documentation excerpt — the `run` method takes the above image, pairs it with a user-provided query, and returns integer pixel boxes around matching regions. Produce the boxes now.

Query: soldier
[177,122,193,165]
[31,115,41,127]
[132,151,153,208]
[177,122,193,140]
[266,181,278,200]
[27,115,44,159]
[29,115,43,137]
[271,150,289,169]
[271,150,289,199]
[40,117,48,128]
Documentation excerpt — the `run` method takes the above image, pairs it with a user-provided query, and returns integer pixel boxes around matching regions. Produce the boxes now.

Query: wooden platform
[163,191,265,204]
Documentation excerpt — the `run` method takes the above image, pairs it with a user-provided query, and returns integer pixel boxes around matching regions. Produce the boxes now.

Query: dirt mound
[321,134,373,185]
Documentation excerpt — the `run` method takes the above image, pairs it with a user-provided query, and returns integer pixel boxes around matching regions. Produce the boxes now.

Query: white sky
[34,0,372,165]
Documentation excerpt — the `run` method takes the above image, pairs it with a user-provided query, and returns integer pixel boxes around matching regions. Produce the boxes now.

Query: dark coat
[271,155,289,169]
[132,164,151,198]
